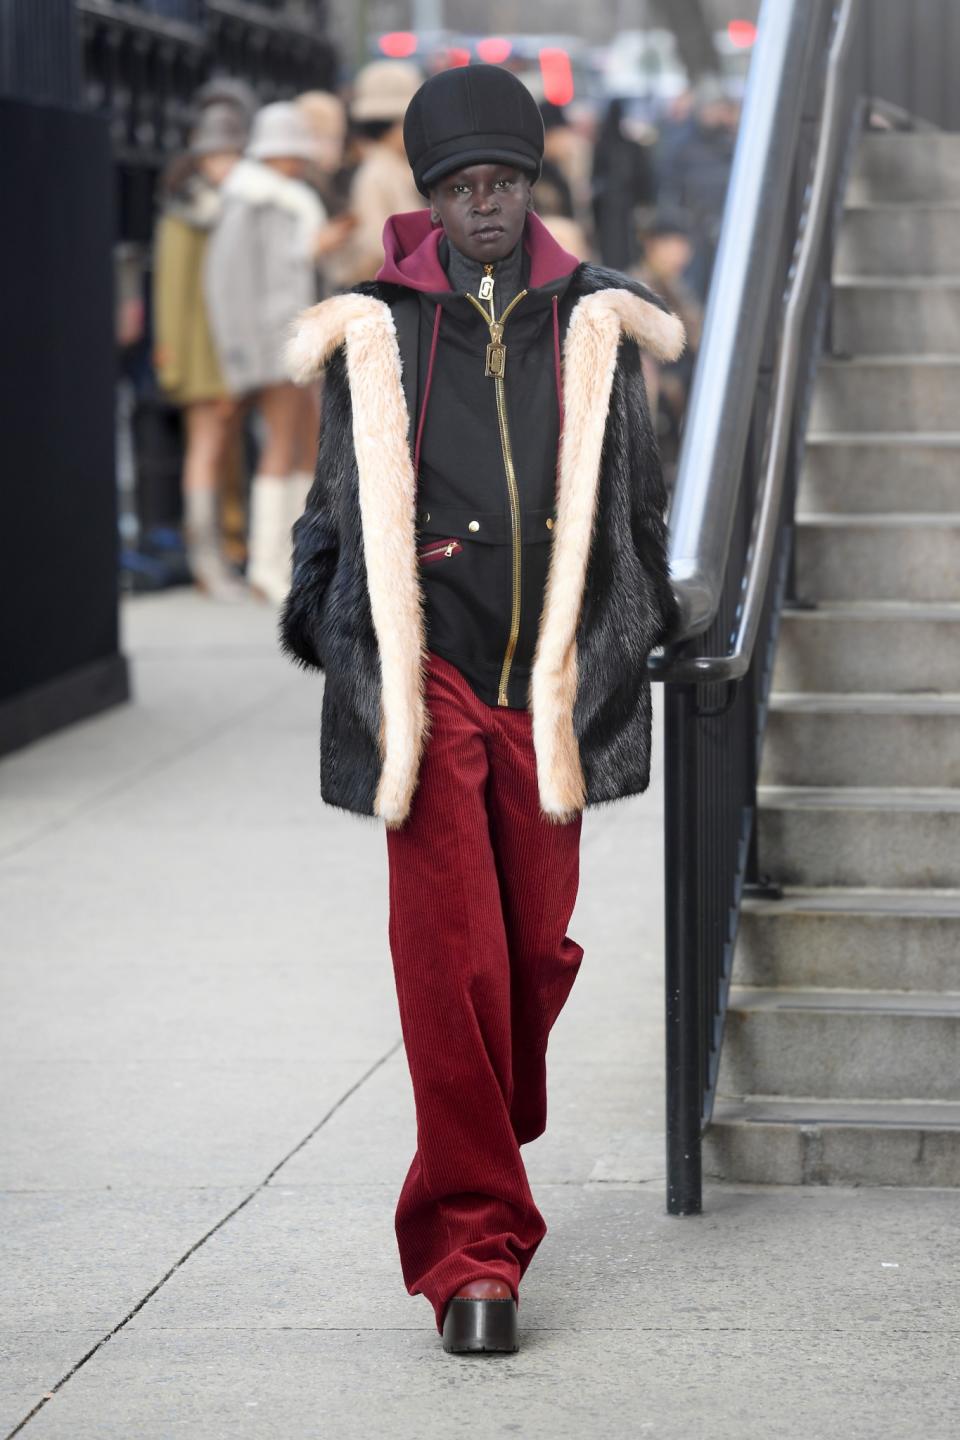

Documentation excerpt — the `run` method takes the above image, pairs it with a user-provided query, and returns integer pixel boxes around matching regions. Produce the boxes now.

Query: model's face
[430,163,533,263]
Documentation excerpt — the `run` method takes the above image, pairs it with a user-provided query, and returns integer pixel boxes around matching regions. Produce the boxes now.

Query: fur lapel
[286,286,684,826]
[531,288,685,820]
[287,295,429,827]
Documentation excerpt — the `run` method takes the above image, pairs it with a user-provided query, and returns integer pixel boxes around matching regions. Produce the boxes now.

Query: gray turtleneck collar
[441,233,528,312]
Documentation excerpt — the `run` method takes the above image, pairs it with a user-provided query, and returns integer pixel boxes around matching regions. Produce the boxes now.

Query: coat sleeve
[278,348,349,671]
[621,338,682,650]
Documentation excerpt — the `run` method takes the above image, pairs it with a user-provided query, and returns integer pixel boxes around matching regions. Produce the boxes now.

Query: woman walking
[280,65,683,1354]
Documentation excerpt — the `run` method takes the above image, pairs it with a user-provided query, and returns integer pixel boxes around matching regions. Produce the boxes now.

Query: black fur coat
[280,263,685,827]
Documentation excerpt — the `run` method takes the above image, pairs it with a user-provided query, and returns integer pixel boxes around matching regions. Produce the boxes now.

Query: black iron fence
[75,0,335,242]
[0,0,81,103]
[650,0,867,1214]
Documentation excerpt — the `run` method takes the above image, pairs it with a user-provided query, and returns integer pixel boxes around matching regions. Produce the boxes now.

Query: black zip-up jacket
[405,225,576,708]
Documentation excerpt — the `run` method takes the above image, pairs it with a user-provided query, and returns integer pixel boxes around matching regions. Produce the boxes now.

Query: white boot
[247,473,294,604]
[184,487,246,602]
[288,470,314,528]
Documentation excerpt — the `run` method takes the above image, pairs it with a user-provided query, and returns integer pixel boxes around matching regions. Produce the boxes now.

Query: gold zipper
[464,271,528,706]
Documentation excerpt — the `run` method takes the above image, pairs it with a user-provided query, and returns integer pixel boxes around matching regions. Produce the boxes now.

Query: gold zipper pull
[478,263,495,302]
[485,321,506,378]
[485,343,506,378]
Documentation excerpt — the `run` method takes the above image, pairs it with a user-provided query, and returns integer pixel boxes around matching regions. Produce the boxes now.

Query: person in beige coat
[322,61,425,290]
[153,101,249,600]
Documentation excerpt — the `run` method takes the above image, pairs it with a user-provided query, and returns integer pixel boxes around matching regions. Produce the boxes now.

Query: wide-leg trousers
[385,649,584,1331]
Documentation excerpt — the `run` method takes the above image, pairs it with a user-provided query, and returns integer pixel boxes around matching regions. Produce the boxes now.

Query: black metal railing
[649,0,867,1215]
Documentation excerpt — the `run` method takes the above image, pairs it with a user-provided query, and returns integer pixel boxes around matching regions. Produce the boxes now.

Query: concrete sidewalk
[1,590,956,1439]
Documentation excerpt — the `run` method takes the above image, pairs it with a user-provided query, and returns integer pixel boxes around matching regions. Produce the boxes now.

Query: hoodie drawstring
[413,302,442,480]
[551,293,564,434]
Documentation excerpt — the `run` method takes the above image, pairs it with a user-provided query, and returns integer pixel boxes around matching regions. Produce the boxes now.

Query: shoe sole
[441,1298,519,1354]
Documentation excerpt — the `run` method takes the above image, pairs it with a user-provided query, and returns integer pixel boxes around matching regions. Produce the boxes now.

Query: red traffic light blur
[727,19,758,48]
[477,36,512,64]
[539,47,574,105]
[379,31,418,59]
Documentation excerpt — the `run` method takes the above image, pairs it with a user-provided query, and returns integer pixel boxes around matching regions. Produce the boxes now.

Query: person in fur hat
[280,64,684,1355]
[204,101,326,603]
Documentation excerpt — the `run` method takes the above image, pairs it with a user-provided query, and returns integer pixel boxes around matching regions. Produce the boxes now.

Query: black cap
[403,64,544,196]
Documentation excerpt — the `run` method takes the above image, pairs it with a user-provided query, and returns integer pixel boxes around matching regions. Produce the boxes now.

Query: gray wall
[859,0,960,131]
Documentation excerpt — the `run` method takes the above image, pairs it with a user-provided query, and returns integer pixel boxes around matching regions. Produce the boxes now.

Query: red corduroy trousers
[385,649,584,1331]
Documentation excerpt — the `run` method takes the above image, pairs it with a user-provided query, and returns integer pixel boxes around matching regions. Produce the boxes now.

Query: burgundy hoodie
[372,210,582,711]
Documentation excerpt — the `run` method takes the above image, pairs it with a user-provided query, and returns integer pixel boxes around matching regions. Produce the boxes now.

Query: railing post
[664,683,703,1215]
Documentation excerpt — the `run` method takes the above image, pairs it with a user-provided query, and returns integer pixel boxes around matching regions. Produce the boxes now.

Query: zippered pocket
[417,538,463,564]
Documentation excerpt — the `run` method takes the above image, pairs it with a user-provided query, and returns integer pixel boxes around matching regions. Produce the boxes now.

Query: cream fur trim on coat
[286,287,684,826]
[288,294,430,826]
[530,288,684,820]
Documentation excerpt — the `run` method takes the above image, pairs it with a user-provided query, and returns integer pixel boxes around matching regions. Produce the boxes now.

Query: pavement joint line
[2,1037,403,1440]
[0,682,287,866]
[20,1323,957,1336]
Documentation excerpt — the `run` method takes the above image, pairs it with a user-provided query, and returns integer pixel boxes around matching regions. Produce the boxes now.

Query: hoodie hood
[377,208,580,293]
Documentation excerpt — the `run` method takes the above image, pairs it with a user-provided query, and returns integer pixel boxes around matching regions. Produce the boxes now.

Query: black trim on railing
[649,0,867,1216]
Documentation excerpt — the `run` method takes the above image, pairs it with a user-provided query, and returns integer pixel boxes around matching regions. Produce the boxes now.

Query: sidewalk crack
[4,1038,403,1438]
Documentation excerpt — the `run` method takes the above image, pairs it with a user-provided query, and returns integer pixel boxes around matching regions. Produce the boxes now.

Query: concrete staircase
[705,132,960,1189]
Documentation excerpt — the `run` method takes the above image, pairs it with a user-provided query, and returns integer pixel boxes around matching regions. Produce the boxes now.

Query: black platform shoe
[442,1295,519,1354]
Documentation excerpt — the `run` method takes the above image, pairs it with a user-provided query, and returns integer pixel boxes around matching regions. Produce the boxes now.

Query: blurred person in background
[321,60,424,290]
[591,97,658,271]
[532,101,592,259]
[296,89,359,295]
[539,99,594,237]
[205,102,326,605]
[632,207,703,489]
[534,103,575,220]
[656,73,739,301]
[152,99,249,600]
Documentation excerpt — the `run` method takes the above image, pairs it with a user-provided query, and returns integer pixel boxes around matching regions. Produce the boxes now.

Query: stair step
[810,356,960,432]
[847,133,960,203]
[762,693,960,788]
[795,512,960,601]
[758,785,960,887]
[774,601,960,692]
[718,987,960,1101]
[800,434,960,514]
[737,886,960,991]
[836,203,960,277]
[832,278,960,355]
[705,1098,960,1187]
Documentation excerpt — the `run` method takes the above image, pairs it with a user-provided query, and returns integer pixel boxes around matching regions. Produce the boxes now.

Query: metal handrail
[658,0,866,1216]
[650,0,860,684]
[653,0,820,646]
